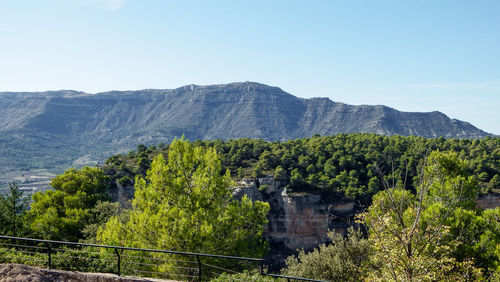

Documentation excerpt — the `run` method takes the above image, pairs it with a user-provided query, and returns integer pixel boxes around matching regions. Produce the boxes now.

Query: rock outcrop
[233,176,357,250]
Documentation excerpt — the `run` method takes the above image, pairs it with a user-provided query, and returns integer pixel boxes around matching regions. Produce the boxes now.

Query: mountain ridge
[0,81,491,175]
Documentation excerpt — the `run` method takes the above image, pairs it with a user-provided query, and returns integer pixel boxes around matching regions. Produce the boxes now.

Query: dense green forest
[105,134,499,204]
[1,134,499,280]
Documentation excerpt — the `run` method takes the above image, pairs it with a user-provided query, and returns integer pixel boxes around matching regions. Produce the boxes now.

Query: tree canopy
[29,166,112,241]
[364,151,496,280]
[104,134,500,204]
[1,134,497,280]
[97,138,270,274]
[279,151,499,281]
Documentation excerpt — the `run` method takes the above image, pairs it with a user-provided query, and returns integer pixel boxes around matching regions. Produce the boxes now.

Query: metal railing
[0,235,326,282]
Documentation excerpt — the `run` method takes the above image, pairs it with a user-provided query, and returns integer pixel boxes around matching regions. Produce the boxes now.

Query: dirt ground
[0,264,177,282]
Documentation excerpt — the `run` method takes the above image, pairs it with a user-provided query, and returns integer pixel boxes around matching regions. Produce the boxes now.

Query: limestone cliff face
[233,176,356,250]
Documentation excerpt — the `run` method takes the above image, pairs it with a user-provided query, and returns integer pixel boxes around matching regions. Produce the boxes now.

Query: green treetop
[97,138,270,274]
[29,166,111,241]
[0,183,30,237]
[364,151,492,280]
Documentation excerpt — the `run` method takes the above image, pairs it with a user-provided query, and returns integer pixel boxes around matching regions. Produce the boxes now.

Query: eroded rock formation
[233,176,357,250]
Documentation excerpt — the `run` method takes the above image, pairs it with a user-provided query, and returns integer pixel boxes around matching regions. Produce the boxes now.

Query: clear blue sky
[1,0,499,134]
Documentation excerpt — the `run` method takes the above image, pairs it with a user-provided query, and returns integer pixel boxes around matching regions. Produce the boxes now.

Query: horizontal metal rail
[0,235,326,281]
[263,273,329,282]
[0,235,262,262]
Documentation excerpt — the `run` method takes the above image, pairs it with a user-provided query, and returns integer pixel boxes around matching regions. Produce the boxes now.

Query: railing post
[46,243,52,269]
[115,248,121,276]
[259,261,264,275]
[196,255,202,281]
[10,237,16,264]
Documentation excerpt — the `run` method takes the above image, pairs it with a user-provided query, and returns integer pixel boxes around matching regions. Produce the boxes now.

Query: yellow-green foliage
[284,227,370,281]
[97,138,270,275]
[364,152,488,280]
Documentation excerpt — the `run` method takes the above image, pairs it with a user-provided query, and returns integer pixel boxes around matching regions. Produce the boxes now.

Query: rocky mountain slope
[0,82,489,175]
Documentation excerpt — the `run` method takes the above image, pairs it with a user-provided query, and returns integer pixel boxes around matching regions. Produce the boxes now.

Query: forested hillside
[104,134,500,204]
[1,134,499,280]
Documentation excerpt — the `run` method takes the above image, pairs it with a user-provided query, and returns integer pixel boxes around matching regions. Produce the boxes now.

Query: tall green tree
[97,138,270,274]
[364,151,483,281]
[475,207,500,274]
[29,166,111,241]
[0,183,30,236]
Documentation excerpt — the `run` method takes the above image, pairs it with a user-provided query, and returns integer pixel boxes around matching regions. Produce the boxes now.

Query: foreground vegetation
[1,134,499,280]
[98,139,270,274]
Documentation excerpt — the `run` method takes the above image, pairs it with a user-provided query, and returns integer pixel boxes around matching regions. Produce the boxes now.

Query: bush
[210,270,277,281]
[283,227,370,281]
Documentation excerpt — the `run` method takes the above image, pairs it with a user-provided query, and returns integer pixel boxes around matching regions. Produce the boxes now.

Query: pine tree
[97,138,270,275]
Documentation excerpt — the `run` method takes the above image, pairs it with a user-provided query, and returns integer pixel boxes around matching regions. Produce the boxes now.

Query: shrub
[283,227,370,281]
